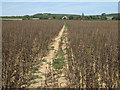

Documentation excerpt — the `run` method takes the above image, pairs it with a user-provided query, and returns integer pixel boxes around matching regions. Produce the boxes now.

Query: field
[67,21,119,88]
[2,20,119,88]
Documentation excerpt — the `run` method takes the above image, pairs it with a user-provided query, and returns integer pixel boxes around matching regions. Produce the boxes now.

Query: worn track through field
[29,25,68,88]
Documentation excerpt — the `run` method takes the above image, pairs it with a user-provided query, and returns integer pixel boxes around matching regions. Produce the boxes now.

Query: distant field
[2,20,119,88]
[1,18,22,21]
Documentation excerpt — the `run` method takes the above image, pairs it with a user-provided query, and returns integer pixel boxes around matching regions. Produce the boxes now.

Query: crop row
[2,20,64,88]
[67,21,119,88]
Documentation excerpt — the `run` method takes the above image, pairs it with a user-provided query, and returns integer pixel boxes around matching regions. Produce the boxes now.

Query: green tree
[82,13,85,20]
[22,15,31,20]
[53,16,56,19]
[69,16,73,20]
[101,13,107,20]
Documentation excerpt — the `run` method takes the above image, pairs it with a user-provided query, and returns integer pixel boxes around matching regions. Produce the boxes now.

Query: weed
[31,81,38,84]
[53,58,65,69]
[31,67,39,73]
[48,46,54,50]
[57,51,66,57]
[47,62,51,65]
[64,48,68,50]
[41,59,47,62]
[33,75,43,79]
[61,37,66,41]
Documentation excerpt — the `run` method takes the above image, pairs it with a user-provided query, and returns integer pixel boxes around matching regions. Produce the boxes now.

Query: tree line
[1,13,120,20]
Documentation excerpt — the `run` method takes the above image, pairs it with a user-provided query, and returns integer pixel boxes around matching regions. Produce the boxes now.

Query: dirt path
[29,25,68,88]
[57,25,69,87]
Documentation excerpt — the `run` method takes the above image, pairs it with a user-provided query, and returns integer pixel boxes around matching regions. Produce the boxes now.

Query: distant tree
[23,15,31,20]
[39,17,42,20]
[101,13,107,20]
[101,13,106,16]
[84,16,90,20]
[82,13,84,16]
[69,16,73,20]
[72,16,77,20]
[53,17,56,19]
[57,16,62,20]
[82,13,85,20]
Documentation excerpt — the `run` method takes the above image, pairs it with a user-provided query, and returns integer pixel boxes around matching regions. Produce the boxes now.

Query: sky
[1,2,119,16]
[1,0,120,2]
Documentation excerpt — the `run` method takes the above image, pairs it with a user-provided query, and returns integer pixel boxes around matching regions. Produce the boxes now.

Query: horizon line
[1,12,119,17]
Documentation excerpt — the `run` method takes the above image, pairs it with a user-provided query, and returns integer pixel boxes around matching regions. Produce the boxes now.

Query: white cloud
[1,0,120,2]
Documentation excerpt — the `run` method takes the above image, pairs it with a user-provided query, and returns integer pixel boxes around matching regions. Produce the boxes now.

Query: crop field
[2,20,64,88]
[67,21,119,88]
[2,20,119,88]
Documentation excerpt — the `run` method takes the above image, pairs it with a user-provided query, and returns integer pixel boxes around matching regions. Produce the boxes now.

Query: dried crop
[2,20,63,88]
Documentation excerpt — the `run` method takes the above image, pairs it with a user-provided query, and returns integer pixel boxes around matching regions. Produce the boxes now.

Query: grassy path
[29,24,69,88]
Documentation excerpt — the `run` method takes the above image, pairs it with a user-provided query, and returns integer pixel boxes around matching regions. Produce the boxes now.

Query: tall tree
[82,13,85,20]
[101,13,107,20]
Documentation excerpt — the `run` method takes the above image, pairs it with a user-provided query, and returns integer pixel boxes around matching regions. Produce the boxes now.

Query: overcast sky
[1,2,119,16]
